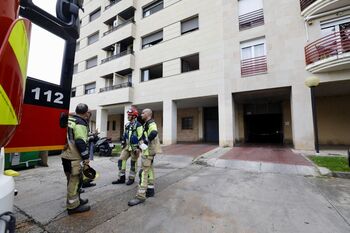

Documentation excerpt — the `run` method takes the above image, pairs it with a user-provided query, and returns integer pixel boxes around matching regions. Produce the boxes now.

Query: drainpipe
[305,20,310,42]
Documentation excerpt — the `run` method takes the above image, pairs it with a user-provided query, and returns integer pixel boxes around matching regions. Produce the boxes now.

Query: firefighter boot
[126,178,135,186]
[146,188,155,198]
[112,175,125,184]
[79,198,89,206]
[128,198,145,207]
[67,204,91,215]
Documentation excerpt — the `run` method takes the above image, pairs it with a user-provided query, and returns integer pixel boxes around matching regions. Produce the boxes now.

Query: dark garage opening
[244,103,283,144]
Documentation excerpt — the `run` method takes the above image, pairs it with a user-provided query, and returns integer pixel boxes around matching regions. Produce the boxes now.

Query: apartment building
[70,0,350,150]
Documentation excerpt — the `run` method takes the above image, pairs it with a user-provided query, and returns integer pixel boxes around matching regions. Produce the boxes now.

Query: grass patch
[112,144,122,156]
[309,156,350,172]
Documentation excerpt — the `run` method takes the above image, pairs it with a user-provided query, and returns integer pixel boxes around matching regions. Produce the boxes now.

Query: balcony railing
[239,9,264,31]
[99,82,132,93]
[103,18,134,37]
[241,56,267,77]
[300,0,316,12]
[105,0,121,10]
[101,50,134,64]
[305,29,350,65]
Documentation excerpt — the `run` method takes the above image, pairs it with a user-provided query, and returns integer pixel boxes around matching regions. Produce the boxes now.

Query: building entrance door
[204,107,219,143]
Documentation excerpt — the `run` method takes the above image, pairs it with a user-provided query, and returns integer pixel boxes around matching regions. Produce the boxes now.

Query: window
[84,82,96,95]
[107,121,110,131]
[87,31,99,45]
[71,88,76,97]
[238,0,264,30]
[240,37,267,76]
[181,16,199,34]
[182,117,193,130]
[89,8,101,22]
[73,64,78,74]
[143,0,163,18]
[142,30,163,48]
[86,56,97,69]
[181,53,199,73]
[240,37,266,60]
[238,0,263,16]
[141,64,163,82]
[112,121,116,131]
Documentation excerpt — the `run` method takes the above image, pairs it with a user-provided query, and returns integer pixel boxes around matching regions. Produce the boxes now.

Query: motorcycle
[89,133,115,157]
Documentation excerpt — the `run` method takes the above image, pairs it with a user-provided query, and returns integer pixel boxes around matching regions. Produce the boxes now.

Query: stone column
[291,84,315,150]
[163,100,177,145]
[218,93,235,147]
[96,107,108,138]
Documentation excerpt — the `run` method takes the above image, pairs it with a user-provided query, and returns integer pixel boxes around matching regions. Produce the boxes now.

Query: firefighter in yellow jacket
[128,108,161,206]
[61,103,91,215]
[112,108,143,185]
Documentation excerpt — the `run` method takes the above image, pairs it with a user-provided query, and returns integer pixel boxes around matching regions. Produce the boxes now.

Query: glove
[139,143,148,151]
[121,140,126,149]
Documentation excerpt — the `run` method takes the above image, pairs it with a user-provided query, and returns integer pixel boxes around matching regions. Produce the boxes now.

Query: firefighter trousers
[117,148,140,180]
[62,158,82,209]
[136,154,154,200]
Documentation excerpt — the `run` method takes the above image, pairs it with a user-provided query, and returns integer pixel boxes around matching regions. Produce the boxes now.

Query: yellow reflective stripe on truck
[8,20,30,86]
[0,85,18,125]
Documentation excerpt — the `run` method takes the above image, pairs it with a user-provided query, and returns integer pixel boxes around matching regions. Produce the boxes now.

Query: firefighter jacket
[143,119,162,156]
[123,120,143,151]
[61,115,89,161]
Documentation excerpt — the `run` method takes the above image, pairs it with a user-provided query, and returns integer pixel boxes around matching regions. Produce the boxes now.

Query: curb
[332,171,350,179]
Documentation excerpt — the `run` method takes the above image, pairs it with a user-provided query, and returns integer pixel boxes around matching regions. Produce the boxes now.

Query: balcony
[300,0,350,18]
[100,22,135,49]
[105,0,122,10]
[305,29,350,73]
[98,52,135,77]
[239,9,264,31]
[98,84,133,105]
[99,82,132,93]
[103,18,134,37]
[241,56,268,77]
[101,50,133,64]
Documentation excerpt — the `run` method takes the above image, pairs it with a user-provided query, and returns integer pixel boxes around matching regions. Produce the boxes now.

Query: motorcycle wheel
[99,146,112,157]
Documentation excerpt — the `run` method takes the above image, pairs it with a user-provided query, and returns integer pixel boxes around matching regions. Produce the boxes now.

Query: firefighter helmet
[127,108,138,118]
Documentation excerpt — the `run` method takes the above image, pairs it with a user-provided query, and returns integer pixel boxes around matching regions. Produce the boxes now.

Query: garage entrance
[244,103,283,144]
[234,87,292,146]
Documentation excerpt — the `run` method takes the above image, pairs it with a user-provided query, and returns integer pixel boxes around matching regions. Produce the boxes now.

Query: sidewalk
[195,146,319,176]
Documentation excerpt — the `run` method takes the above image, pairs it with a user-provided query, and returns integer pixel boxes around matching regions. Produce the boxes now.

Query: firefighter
[128,108,162,206]
[61,103,91,215]
[112,108,143,185]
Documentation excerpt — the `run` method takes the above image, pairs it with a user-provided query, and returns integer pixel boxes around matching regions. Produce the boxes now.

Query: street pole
[310,87,320,154]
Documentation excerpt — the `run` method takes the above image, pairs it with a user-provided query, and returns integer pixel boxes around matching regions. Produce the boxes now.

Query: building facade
[70,0,350,149]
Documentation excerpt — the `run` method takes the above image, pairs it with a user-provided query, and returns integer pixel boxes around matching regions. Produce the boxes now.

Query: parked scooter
[89,133,115,157]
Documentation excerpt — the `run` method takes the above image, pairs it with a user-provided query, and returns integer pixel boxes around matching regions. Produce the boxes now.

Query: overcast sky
[27,0,65,85]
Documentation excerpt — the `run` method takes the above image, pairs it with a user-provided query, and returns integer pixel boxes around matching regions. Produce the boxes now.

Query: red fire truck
[0,1,82,232]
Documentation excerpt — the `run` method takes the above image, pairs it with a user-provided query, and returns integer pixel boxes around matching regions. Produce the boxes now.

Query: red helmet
[127,108,138,118]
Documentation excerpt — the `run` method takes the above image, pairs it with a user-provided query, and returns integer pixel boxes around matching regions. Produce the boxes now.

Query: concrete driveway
[12,147,350,233]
